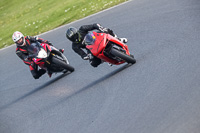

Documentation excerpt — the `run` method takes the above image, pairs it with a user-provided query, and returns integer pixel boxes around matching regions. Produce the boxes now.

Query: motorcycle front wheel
[110,48,136,64]
[51,56,75,72]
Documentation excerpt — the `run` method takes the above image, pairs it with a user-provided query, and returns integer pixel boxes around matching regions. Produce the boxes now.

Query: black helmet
[66,27,79,42]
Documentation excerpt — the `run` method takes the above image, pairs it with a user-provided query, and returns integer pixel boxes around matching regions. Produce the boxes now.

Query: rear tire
[52,56,75,72]
[110,48,136,64]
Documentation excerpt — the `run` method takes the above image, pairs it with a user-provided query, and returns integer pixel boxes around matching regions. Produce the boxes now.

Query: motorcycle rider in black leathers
[12,31,63,79]
[66,23,128,67]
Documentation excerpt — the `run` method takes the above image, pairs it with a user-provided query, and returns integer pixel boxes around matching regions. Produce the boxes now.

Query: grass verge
[0,0,128,49]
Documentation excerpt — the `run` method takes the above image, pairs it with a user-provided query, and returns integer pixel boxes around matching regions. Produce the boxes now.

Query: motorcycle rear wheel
[110,48,136,64]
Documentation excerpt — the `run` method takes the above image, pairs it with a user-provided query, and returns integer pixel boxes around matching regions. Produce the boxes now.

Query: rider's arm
[27,36,53,46]
[72,42,87,59]
[79,23,115,36]
[79,23,106,33]
[16,49,32,65]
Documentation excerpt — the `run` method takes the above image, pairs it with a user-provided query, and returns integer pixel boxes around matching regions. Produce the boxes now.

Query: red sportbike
[84,32,136,65]
[27,42,74,76]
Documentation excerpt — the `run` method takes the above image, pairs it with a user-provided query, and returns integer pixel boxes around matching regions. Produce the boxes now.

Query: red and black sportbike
[84,32,136,65]
[27,42,74,76]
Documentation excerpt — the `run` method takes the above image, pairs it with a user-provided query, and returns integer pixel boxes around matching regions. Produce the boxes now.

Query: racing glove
[24,55,32,63]
[45,41,53,46]
[95,23,108,32]
[35,36,53,46]
[82,53,93,60]
[95,24,116,36]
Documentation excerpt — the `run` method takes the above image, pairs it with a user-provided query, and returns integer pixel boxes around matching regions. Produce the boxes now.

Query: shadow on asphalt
[0,72,71,111]
[42,63,134,111]
[0,63,134,111]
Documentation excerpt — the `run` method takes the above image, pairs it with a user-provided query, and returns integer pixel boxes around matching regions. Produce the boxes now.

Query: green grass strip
[0,0,128,49]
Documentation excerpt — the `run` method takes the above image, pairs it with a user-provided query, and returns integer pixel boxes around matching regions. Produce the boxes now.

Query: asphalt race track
[1,0,200,132]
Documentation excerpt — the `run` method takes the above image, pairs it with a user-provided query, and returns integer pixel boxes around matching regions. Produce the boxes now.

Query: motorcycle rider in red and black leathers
[12,31,54,79]
[65,23,128,67]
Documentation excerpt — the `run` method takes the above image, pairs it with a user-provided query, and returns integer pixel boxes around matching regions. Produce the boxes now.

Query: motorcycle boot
[59,49,64,53]
[107,63,113,66]
[33,69,46,79]
[118,38,128,43]
[48,72,52,78]
[47,69,53,78]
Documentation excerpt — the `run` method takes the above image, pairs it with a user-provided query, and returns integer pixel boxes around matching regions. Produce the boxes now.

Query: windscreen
[27,42,42,57]
[83,32,96,45]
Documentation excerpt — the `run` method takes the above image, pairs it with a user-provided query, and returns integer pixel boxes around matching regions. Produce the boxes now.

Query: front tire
[110,48,136,64]
[51,56,75,72]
